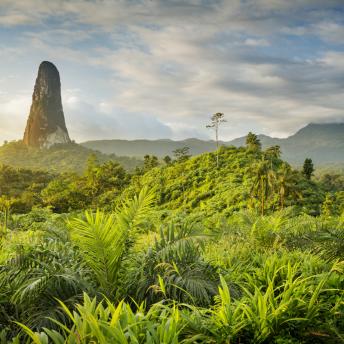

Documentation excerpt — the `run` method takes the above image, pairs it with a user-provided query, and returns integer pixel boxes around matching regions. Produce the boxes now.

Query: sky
[0,0,343,143]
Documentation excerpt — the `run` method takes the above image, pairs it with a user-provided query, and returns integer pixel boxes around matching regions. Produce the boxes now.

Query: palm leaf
[69,187,155,297]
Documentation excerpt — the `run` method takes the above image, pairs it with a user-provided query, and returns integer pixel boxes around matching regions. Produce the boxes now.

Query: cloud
[0,13,35,26]
[63,90,173,141]
[319,51,344,70]
[314,21,344,44]
[243,38,270,47]
[0,95,30,141]
[0,0,343,142]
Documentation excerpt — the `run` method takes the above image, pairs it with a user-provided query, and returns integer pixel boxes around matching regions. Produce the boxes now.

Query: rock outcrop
[23,61,71,148]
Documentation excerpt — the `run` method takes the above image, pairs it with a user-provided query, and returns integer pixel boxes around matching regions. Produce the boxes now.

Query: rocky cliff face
[23,61,71,148]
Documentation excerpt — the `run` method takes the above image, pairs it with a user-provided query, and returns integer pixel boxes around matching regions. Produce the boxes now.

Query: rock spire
[23,61,71,147]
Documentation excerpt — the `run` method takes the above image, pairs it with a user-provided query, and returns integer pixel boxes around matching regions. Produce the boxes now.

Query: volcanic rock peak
[23,61,71,148]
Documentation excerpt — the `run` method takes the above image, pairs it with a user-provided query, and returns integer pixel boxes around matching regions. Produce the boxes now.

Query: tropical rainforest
[0,135,343,343]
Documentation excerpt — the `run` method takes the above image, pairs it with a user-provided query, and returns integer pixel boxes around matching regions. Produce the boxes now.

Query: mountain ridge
[81,122,344,166]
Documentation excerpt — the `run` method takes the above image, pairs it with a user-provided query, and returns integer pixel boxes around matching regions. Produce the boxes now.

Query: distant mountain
[273,123,344,165]
[81,138,219,157]
[81,123,344,166]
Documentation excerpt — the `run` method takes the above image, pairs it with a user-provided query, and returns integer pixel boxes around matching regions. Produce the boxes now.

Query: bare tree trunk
[216,121,219,168]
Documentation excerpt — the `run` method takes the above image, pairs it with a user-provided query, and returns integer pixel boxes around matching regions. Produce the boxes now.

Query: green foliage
[318,172,344,192]
[303,158,315,180]
[0,227,92,333]
[128,146,323,217]
[0,141,332,217]
[265,145,281,159]
[126,221,219,307]
[163,155,172,165]
[143,154,159,171]
[15,258,344,343]
[250,158,276,215]
[275,163,300,210]
[1,144,343,343]
[321,192,344,217]
[209,259,343,343]
[68,187,155,298]
[81,123,344,167]
[18,293,185,344]
[41,159,131,212]
[0,141,141,174]
[246,132,262,152]
[173,146,191,163]
[313,227,344,261]
[0,164,52,213]
[41,176,88,212]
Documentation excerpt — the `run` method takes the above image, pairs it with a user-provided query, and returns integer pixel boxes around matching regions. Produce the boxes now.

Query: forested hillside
[1,123,342,176]
[0,136,343,216]
[0,135,343,343]
[0,141,142,173]
[130,145,324,216]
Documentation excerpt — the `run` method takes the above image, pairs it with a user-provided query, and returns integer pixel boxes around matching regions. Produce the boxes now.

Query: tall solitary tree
[302,158,314,180]
[206,112,226,167]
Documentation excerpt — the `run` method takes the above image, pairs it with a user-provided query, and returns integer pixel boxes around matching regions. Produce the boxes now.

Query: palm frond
[313,228,344,261]
[126,220,218,306]
[69,186,155,297]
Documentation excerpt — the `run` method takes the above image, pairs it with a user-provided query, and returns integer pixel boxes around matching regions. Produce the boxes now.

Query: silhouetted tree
[173,147,191,163]
[206,112,226,167]
[302,158,314,180]
[163,155,172,165]
[144,155,159,172]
